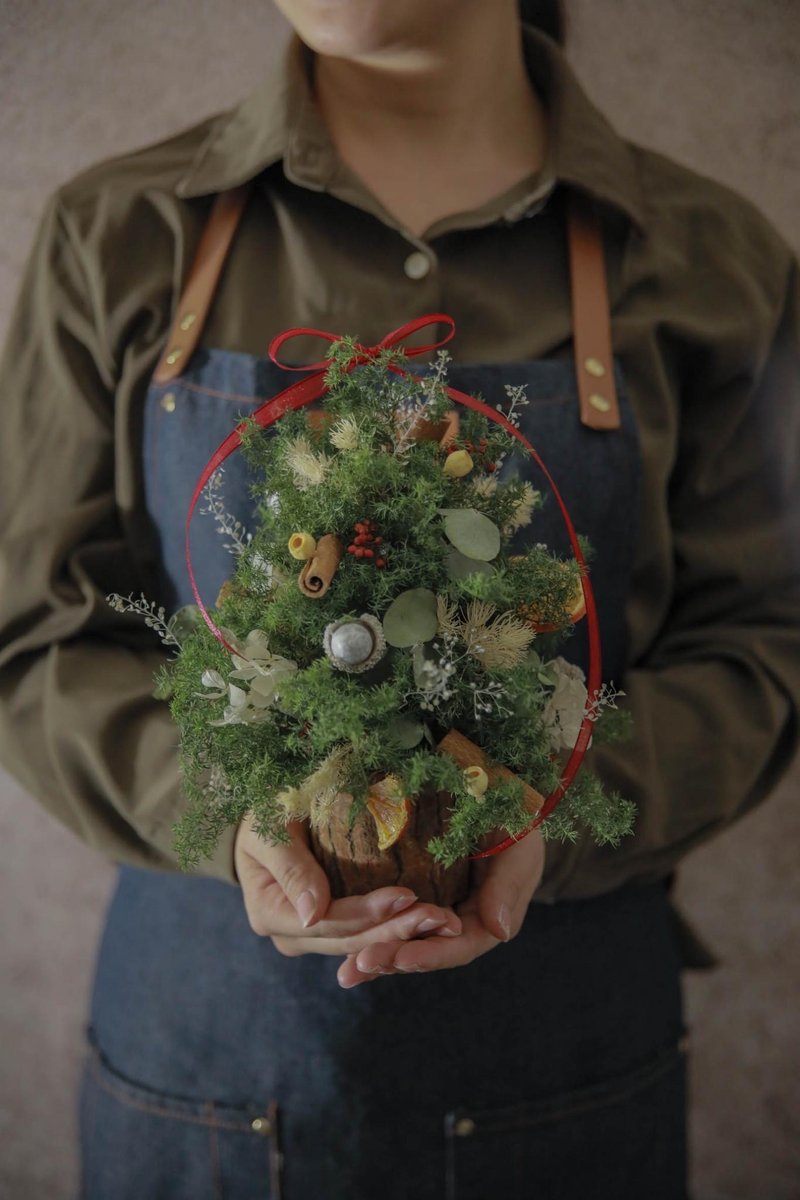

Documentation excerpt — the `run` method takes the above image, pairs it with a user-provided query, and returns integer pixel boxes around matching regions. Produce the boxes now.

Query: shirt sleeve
[540,251,800,900]
[0,189,238,886]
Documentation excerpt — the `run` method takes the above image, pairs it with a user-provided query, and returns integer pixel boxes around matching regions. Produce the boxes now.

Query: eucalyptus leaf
[382,588,438,647]
[445,547,496,580]
[439,508,500,561]
[390,715,425,748]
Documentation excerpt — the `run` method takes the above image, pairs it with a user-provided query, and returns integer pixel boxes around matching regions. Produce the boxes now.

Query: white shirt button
[404,250,432,280]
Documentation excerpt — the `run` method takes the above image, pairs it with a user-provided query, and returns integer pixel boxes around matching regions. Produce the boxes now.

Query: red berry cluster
[347,519,386,568]
[446,436,496,472]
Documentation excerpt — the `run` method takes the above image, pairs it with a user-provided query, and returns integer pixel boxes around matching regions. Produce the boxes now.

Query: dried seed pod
[443,450,474,478]
[288,531,317,560]
[463,765,489,798]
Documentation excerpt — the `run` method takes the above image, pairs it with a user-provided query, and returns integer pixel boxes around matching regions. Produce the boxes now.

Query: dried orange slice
[562,581,587,623]
[516,562,586,632]
[366,775,411,850]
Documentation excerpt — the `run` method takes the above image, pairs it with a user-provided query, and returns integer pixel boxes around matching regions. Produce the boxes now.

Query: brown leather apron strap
[566,191,620,430]
[154,182,620,432]
[152,182,254,384]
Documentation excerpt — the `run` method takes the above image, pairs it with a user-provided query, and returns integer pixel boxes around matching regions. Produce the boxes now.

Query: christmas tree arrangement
[110,325,635,904]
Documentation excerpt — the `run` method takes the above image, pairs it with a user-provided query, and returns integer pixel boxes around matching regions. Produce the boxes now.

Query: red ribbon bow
[184,314,602,856]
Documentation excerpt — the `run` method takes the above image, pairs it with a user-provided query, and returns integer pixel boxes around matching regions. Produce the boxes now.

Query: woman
[1,2,798,1197]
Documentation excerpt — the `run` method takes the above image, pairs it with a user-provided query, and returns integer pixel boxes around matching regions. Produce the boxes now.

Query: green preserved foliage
[117,341,635,873]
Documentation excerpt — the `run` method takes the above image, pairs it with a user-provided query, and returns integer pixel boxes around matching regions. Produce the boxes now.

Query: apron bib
[78,190,688,1200]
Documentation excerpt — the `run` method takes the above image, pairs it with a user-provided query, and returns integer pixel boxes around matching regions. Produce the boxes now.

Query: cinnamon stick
[405,407,460,448]
[297,533,343,598]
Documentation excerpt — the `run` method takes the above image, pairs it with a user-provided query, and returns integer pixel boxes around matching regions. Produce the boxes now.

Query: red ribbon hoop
[183,313,601,856]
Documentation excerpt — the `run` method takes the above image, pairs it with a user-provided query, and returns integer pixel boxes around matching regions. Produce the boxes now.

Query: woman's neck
[311,5,547,174]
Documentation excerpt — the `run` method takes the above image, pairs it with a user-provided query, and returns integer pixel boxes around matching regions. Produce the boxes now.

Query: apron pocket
[79,1027,283,1199]
[444,1034,689,1200]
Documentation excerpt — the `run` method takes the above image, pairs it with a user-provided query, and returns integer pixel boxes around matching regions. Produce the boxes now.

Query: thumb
[249,818,332,928]
[476,829,544,943]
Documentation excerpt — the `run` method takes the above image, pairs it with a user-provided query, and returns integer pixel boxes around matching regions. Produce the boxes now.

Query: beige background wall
[1,1,798,1197]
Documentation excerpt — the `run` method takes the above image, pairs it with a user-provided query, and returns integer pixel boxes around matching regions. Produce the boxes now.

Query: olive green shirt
[1,24,798,900]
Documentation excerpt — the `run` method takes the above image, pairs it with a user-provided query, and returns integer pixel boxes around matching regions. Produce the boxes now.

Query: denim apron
[78,255,688,1200]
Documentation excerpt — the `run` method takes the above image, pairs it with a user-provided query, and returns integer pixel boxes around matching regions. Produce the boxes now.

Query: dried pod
[288,531,317,560]
[463,765,489,798]
[443,449,474,478]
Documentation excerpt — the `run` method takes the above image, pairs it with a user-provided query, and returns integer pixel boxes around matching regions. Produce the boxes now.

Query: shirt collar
[175,23,646,232]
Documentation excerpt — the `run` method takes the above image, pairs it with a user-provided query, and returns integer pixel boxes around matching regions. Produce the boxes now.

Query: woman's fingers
[336,830,546,986]
[236,813,463,947]
[272,907,462,958]
[239,817,332,928]
[235,813,539,971]
[243,850,462,942]
[340,914,497,984]
[474,827,545,943]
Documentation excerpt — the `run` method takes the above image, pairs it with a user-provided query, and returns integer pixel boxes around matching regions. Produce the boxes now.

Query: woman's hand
[335,826,545,987]
[234,814,462,957]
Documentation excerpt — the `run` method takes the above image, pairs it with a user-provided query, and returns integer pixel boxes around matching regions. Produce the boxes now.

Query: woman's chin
[278,0,415,60]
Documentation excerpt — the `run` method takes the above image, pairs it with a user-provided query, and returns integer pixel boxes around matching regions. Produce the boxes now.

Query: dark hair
[517,0,566,45]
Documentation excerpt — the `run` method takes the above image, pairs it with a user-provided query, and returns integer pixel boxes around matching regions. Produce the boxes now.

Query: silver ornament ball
[329,620,374,664]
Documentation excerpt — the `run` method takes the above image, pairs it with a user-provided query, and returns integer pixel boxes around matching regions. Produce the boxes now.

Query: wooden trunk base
[308,786,469,907]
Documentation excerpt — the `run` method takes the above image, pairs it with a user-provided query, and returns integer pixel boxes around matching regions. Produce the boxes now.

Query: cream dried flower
[329,416,362,451]
[276,744,354,826]
[307,744,354,825]
[470,475,499,499]
[274,784,308,820]
[435,594,461,637]
[309,788,353,827]
[460,600,497,647]
[461,600,535,669]
[284,435,331,490]
[503,481,541,533]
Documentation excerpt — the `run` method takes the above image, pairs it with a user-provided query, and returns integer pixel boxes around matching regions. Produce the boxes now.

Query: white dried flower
[195,669,227,699]
[206,629,298,725]
[541,656,592,752]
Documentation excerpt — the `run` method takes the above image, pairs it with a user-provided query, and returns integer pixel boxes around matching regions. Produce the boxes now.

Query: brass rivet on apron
[251,1116,272,1135]
[589,392,611,413]
[454,1117,476,1137]
[584,356,605,377]
[165,347,183,365]
[179,312,197,331]
[160,392,176,413]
